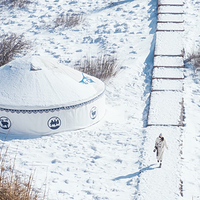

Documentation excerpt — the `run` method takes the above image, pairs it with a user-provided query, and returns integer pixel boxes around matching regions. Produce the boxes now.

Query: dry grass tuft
[75,54,119,81]
[0,144,43,200]
[187,50,200,72]
[0,33,31,67]
[0,0,32,8]
[54,13,85,28]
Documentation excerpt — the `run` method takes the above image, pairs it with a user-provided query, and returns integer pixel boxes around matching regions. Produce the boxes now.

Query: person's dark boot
[159,160,162,168]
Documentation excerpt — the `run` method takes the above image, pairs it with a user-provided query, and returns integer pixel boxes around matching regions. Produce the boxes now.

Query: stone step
[157,23,184,31]
[158,0,184,6]
[155,32,184,56]
[147,91,184,126]
[157,14,184,23]
[151,79,183,91]
[153,56,184,67]
[158,5,184,14]
[153,67,184,79]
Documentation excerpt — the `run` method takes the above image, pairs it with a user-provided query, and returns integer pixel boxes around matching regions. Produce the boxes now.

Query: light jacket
[155,137,168,161]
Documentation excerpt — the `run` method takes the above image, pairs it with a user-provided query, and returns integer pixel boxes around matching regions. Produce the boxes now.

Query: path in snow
[147,0,185,127]
[136,126,183,200]
[136,0,185,199]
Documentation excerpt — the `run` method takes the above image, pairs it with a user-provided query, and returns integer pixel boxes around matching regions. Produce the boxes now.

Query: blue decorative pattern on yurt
[79,73,94,84]
[0,90,104,114]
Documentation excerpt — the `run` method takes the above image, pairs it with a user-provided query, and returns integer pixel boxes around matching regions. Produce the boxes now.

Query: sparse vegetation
[54,13,85,28]
[0,144,43,200]
[186,49,200,72]
[0,0,32,8]
[75,54,119,81]
[0,33,31,67]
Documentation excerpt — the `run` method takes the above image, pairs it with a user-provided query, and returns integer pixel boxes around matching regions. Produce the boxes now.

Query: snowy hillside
[0,0,200,199]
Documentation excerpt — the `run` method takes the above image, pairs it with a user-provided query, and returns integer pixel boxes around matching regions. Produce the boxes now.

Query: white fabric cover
[155,136,168,161]
[0,56,105,135]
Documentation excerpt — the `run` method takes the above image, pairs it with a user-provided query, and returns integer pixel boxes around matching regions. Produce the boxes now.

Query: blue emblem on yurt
[0,116,11,130]
[79,73,94,84]
[90,107,97,120]
[48,117,61,130]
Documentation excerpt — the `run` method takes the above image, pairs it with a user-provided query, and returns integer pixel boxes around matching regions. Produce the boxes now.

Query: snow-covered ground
[0,0,200,199]
[182,0,200,198]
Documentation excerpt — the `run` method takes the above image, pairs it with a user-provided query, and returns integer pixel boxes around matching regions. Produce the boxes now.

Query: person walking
[153,133,168,168]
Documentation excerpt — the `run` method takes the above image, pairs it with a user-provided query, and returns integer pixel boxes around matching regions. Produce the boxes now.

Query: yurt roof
[0,56,105,110]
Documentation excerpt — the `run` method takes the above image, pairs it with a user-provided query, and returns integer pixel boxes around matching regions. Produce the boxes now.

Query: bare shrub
[0,33,31,67]
[54,13,84,28]
[0,0,32,8]
[0,144,43,200]
[75,54,119,81]
[187,50,200,72]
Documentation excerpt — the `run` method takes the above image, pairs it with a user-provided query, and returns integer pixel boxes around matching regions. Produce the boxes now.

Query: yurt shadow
[0,132,42,141]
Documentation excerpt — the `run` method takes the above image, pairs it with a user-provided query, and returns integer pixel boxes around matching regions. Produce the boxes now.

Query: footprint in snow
[115,159,122,163]
[51,159,61,164]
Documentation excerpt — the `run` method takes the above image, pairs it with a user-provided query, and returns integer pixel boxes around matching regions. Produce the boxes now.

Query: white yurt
[0,56,105,135]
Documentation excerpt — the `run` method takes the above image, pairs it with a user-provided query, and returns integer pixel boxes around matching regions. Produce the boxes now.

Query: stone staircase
[147,0,185,126]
